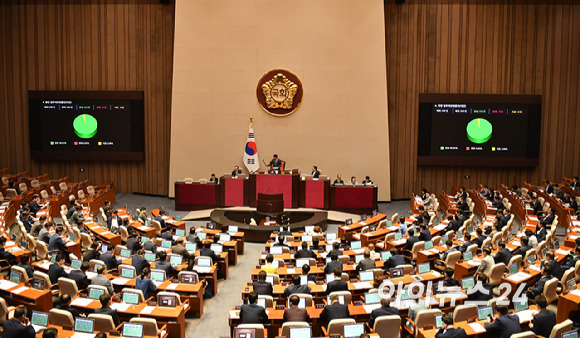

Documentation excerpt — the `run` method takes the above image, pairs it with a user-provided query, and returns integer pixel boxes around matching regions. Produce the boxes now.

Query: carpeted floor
[112,193,412,336]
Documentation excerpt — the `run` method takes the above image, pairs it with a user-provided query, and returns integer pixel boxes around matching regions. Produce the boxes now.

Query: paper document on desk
[342,226,351,230]
[508,272,531,282]
[38,261,51,270]
[71,298,94,307]
[573,221,580,227]
[286,268,295,274]
[111,278,130,285]
[321,285,327,291]
[119,215,129,219]
[352,282,373,290]
[166,283,179,290]
[12,286,29,294]
[556,249,571,256]
[363,304,381,313]
[140,306,156,315]
[85,272,97,279]
[230,310,240,319]
[110,303,131,311]
[468,323,486,333]
[166,219,175,224]
[352,249,365,254]
[468,260,481,266]
[434,224,447,231]
[100,231,110,235]
[66,241,76,247]
[392,239,406,245]
[138,226,149,231]
[0,279,18,290]
[360,222,367,226]
[570,290,580,297]
[517,310,537,323]
[529,265,541,271]
[193,266,212,273]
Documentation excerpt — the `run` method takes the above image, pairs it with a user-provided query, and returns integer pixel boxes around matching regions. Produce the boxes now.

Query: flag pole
[250,116,253,128]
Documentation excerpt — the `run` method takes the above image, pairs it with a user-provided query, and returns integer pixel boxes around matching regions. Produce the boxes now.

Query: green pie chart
[73,114,98,139]
[466,118,492,144]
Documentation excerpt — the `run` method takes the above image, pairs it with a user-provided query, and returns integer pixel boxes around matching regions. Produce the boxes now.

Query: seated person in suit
[83,242,101,262]
[477,247,494,275]
[135,267,157,299]
[48,253,69,284]
[367,244,380,260]
[143,234,158,253]
[445,215,460,233]
[16,254,34,279]
[467,273,493,302]
[92,265,114,296]
[535,221,547,243]
[492,196,505,211]
[273,234,289,247]
[454,187,467,202]
[320,293,350,328]
[333,174,344,186]
[156,251,177,276]
[435,313,468,338]
[284,295,311,322]
[95,294,120,327]
[562,246,580,270]
[456,197,469,213]
[368,297,400,329]
[525,229,538,248]
[171,237,190,260]
[240,292,268,324]
[384,248,405,270]
[186,227,199,244]
[404,229,419,251]
[69,261,90,290]
[2,306,35,338]
[356,250,376,271]
[38,221,53,244]
[493,241,512,266]
[311,166,320,178]
[30,215,46,237]
[310,238,323,251]
[474,228,486,248]
[349,176,357,186]
[540,207,556,226]
[324,252,343,275]
[131,249,151,276]
[326,267,348,295]
[261,254,279,275]
[209,173,218,183]
[513,236,531,257]
[126,233,143,254]
[541,251,563,279]
[231,166,242,177]
[440,240,458,261]
[153,209,167,230]
[57,294,80,319]
[362,176,373,186]
[443,267,460,287]
[417,206,430,222]
[407,285,428,321]
[253,271,273,296]
[526,265,553,299]
[295,242,317,259]
[48,226,69,261]
[328,242,342,257]
[301,264,317,283]
[458,233,475,253]
[267,154,283,170]
[418,224,432,241]
[284,275,311,298]
[100,244,119,271]
[529,295,556,337]
[107,210,122,233]
[484,305,521,338]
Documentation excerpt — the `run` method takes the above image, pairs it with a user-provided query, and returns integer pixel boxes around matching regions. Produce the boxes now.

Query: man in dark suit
[456,210,467,227]
[0,236,17,265]
[454,187,467,202]
[295,242,317,259]
[435,313,468,338]
[368,297,400,328]
[48,253,69,284]
[186,227,199,244]
[131,249,150,276]
[466,273,493,302]
[474,228,486,248]
[240,292,268,324]
[100,244,119,271]
[571,176,580,190]
[384,248,405,270]
[95,294,120,326]
[199,241,220,265]
[356,250,376,271]
[324,252,343,275]
[57,294,80,319]
[493,242,512,266]
[83,242,101,262]
[284,294,311,322]
[161,229,173,242]
[267,154,282,170]
[106,210,123,232]
[284,275,311,298]
[562,247,580,270]
[484,305,521,338]
[126,233,142,254]
[536,222,547,243]
[328,242,343,257]
[155,251,177,277]
[143,234,157,253]
[154,209,167,229]
[67,199,78,219]
[529,295,556,337]
[29,194,42,216]
[320,294,350,328]
[545,180,554,194]
[445,215,460,233]
[458,233,475,253]
[530,196,543,215]
[492,196,505,210]
[514,236,531,257]
[418,224,432,242]
[417,206,429,223]
[48,226,68,256]
[19,211,34,232]
[253,271,273,296]
[526,265,554,299]
[310,166,320,178]
[456,197,469,213]
[540,207,556,226]
[326,268,348,295]
[443,267,461,287]
[231,166,243,177]
[440,240,458,261]
[404,229,419,251]
[332,174,344,186]
[541,251,563,279]
[69,261,90,290]
[2,306,35,338]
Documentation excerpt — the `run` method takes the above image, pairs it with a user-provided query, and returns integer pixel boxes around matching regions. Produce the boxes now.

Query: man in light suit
[171,237,190,260]
[92,265,114,296]
[477,247,494,275]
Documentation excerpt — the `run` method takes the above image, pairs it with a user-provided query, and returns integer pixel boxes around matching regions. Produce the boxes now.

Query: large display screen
[417,94,541,167]
[29,91,145,160]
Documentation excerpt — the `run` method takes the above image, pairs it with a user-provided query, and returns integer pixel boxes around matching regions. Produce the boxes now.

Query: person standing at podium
[311,166,320,178]
[333,174,344,186]
[232,166,243,177]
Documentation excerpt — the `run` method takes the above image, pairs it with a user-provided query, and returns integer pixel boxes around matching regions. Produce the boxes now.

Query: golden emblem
[256,69,303,117]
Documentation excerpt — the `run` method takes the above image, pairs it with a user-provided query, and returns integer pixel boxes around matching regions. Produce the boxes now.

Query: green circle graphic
[73,114,98,139]
[466,118,492,144]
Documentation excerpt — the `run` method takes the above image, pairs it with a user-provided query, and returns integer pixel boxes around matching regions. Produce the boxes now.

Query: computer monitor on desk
[158,294,177,308]
[88,287,105,300]
[121,267,135,279]
[289,327,311,338]
[74,318,94,334]
[235,328,257,338]
[122,292,140,305]
[122,323,144,338]
[197,257,211,267]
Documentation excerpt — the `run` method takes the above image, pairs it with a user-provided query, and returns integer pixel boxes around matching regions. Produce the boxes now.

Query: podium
[249,173,299,208]
[220,175,249,207]
[299,176,330,209]
[257,193,284,213]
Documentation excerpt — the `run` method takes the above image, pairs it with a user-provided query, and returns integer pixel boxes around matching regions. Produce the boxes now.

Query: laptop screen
[301,235,312,243]
[351,241,362,250]
[355,254,364,263]
[326,274,335,283]
[394,233,403,240]
[175,229,185,237]
[31,277,45,290]
[120,249,131,258]
[387,220,393,227]
[150,271,165,282]
[88,287,105,300]
[161,240,172,249]
[462,277,475,290]
[381,251,392,260]
[211,244,223,254]
[296,259,310,269]
[198,232,207,240]
[101,244,108,253]
[185,242,197,252]
[327,295,345,305]
[514,299,528,312]
[417,263,430,274]
[74,318,94,333]
[265,276,274,285]
[435,314,443,329]
[424,241,434,250]
[121,267,135,279]
[31,311,49,327]
[122,323,144,338]
[9,271,20,284]
[287,297,306,309]
[364,292,381,305]
[509,263,519,275]
[390,267,403,277]
[141,236,149,244]
[170,255,183,265]
[326,233,337,241]
[568,279,577,291]
[228,226,238,234]
[220,234,231,242]
[345,219,353,225]
[562,330,579,338]
[144,253,156,262]
[93,264,104,273]
[256,297,266,308]
[527,255,536,265]
[197,257,211,267]
[463,251,473,261]
[343,323,364,338]
[270,246,283,255]
[180,273,197,284]
[122,292,140,305]
[359,270,374,282]
[304,226,314,233]
[477,306,494,321]
[299,275,308,285]
[234,328,257,338]
[158,295,177,307]
[289,327,311,338]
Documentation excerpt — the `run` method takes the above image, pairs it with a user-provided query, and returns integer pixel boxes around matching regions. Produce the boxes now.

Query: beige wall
[169,0,391,200]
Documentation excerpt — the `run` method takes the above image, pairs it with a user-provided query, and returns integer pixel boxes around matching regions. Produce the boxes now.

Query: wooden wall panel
[386,1,580,199]
[0,0,175,195]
